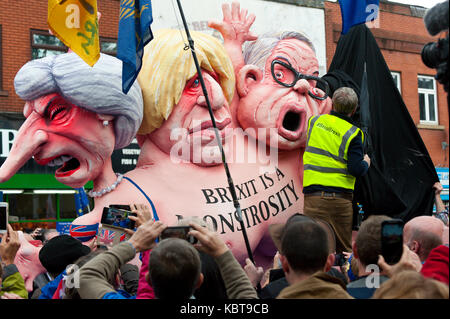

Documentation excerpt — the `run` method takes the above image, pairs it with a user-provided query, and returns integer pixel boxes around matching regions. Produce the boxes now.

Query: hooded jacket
[0,264,28,299]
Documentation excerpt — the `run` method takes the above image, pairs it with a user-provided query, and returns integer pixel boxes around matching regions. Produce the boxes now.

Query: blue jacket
[38,271,66,299]
[103,290,136,299]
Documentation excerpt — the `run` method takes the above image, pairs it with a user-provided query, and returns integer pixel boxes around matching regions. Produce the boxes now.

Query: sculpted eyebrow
[274,56,292,66]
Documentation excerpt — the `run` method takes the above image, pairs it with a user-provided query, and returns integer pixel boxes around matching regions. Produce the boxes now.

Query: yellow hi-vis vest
[303,114,364,190]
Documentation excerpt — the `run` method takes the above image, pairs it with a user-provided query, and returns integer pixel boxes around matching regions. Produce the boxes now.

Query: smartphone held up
[0,202,8,234]
[159,226,198,245]
[381,219,404,265]
[101,205,136,230]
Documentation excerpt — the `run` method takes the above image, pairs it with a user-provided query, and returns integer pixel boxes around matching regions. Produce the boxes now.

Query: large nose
[293,79,311,95]
[196,74,226,111]
[0,112,48,183]
[15,231,46,292]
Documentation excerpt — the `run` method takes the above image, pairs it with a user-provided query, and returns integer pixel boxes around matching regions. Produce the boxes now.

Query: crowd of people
[0,198,448,300]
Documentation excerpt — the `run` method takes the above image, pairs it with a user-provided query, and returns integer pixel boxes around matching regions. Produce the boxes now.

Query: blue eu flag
[338,0,379,34]
[74,187,90,217]
[117,0,154,93]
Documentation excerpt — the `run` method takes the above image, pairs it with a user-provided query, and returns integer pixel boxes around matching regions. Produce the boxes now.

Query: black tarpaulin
[323,24,439,222]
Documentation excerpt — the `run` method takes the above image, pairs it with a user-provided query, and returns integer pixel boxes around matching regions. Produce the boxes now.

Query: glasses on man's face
[271,59,329,101]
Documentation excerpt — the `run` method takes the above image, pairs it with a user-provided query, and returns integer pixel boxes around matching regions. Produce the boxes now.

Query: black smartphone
[333,253,347,266]
[0,202,8,234]
[101,206,136,230]
[381,219,404,265]
[159,226,198,244]
[109,205,132,212]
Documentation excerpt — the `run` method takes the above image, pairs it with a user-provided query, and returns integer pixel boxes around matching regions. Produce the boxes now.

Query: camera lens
[421,42,441,69]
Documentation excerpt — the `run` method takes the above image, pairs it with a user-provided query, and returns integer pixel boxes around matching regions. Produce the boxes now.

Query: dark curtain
[320,24,438,222]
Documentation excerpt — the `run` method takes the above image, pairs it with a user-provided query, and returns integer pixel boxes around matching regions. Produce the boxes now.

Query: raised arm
[78,219,166,299]
[189,222,258,299]
[433,182,446,213]
[0,225,28,299]
[208,1,257,74]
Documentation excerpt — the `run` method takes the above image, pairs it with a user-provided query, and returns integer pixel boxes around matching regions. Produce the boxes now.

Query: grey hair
[332,87,359,115]
[14,53,143,150]
[243,31,315,71]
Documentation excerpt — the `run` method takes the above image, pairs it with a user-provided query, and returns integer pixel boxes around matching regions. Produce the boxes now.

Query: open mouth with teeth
[46,155,81,178]
[278,108,305,141]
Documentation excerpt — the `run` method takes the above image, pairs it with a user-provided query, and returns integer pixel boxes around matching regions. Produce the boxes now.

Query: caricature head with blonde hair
[138,29,235,133]
[136,29,235,166]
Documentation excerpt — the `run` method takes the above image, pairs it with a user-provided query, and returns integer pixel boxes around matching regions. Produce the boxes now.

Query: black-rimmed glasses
[271,59,329,101]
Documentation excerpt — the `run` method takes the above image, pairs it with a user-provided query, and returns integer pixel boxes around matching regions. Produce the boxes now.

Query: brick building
[2,0,445,162]
[0,0,120,112]
[0,0,123,229]
[325,0,449,169]
[0,0,448,227]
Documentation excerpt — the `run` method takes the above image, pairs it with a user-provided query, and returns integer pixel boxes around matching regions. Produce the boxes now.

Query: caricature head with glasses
[271,58,329,100]
[236,32,332,150]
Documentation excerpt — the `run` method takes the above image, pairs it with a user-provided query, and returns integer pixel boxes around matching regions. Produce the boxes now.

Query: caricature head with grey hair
[243,31,315,73]
[14,53,143,149]
[235,31,330,151]
[0,53,143,189]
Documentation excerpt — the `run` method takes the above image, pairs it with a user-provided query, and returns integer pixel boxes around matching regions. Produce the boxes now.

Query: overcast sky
[389,0,444,8]
[327,0,444,8]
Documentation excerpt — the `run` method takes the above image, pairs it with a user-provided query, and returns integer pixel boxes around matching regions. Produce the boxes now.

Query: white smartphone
[0,202,9,234]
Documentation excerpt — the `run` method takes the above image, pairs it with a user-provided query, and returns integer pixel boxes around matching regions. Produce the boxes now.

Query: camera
[421,36,449,92]
[101,205,136,230]
[333,253,348,267]
[422,0,449,94]
[159,226,198,244]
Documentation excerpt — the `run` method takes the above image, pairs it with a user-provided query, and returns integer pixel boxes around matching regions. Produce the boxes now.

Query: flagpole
[175,0,256,267]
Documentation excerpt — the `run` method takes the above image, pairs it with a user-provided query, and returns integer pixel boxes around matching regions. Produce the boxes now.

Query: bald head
[404,216,445,242]
[404,216,444,262]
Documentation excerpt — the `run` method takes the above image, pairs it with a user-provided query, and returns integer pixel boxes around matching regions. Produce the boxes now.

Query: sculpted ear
[237,65,263,98]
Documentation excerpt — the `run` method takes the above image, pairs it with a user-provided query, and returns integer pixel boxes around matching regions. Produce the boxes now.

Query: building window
[7,193,57,221]
[100,37,117,56]
[59,193,93,219]
[418,75,438,125]
[31,31,117,59]
[31,30,67,60]
[5,192,94,222]
[391,71,401,94]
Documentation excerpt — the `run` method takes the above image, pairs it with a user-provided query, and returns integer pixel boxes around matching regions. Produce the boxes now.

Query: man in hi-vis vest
[302,87,370,253]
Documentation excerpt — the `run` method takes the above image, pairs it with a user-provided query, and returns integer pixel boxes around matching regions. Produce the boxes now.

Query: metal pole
[175,0,256,267]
